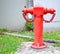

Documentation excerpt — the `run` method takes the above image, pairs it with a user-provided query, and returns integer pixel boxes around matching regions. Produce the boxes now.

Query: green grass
[0,34,33,54]
[18,30,60,47]
[53,42,60,47]
[44,31,60,40]
[18,30,34,37]
[0,30,60,54]
[0,28,8,32]
[18,30,60,40]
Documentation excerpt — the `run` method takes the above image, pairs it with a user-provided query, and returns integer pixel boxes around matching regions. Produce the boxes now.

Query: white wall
[0,0,26,31]
[34,0,60,31]
[0,0,60,31]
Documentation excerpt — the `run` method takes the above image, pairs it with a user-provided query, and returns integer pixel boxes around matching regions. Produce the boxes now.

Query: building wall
[0,0,26,31]
[0,0,60,31]
[34,0,60,31]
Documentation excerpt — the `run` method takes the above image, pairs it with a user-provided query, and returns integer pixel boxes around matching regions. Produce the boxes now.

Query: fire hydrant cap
[34,4,43,8]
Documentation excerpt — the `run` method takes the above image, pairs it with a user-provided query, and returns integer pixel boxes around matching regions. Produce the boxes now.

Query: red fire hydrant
[22,4,56,48]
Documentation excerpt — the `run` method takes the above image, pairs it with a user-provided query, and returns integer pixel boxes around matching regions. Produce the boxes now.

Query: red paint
[22,4,56,48]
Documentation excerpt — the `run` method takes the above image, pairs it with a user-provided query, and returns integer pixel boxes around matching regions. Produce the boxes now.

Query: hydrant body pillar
[33,16,44,48]
[32,7,46,48]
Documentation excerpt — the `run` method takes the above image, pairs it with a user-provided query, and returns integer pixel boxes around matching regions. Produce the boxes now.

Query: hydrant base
[31,42,46,48]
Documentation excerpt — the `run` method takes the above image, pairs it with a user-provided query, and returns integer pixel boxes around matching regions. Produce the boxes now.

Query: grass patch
[0,34,33,54]
[44,31,60,40]
[18,30,34,37]
[18,30,60,47]
[18,30,60,40]
[53,42,60,47]
[0,28,8,32]
[0,30,60,54]
[18,30,60,48]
